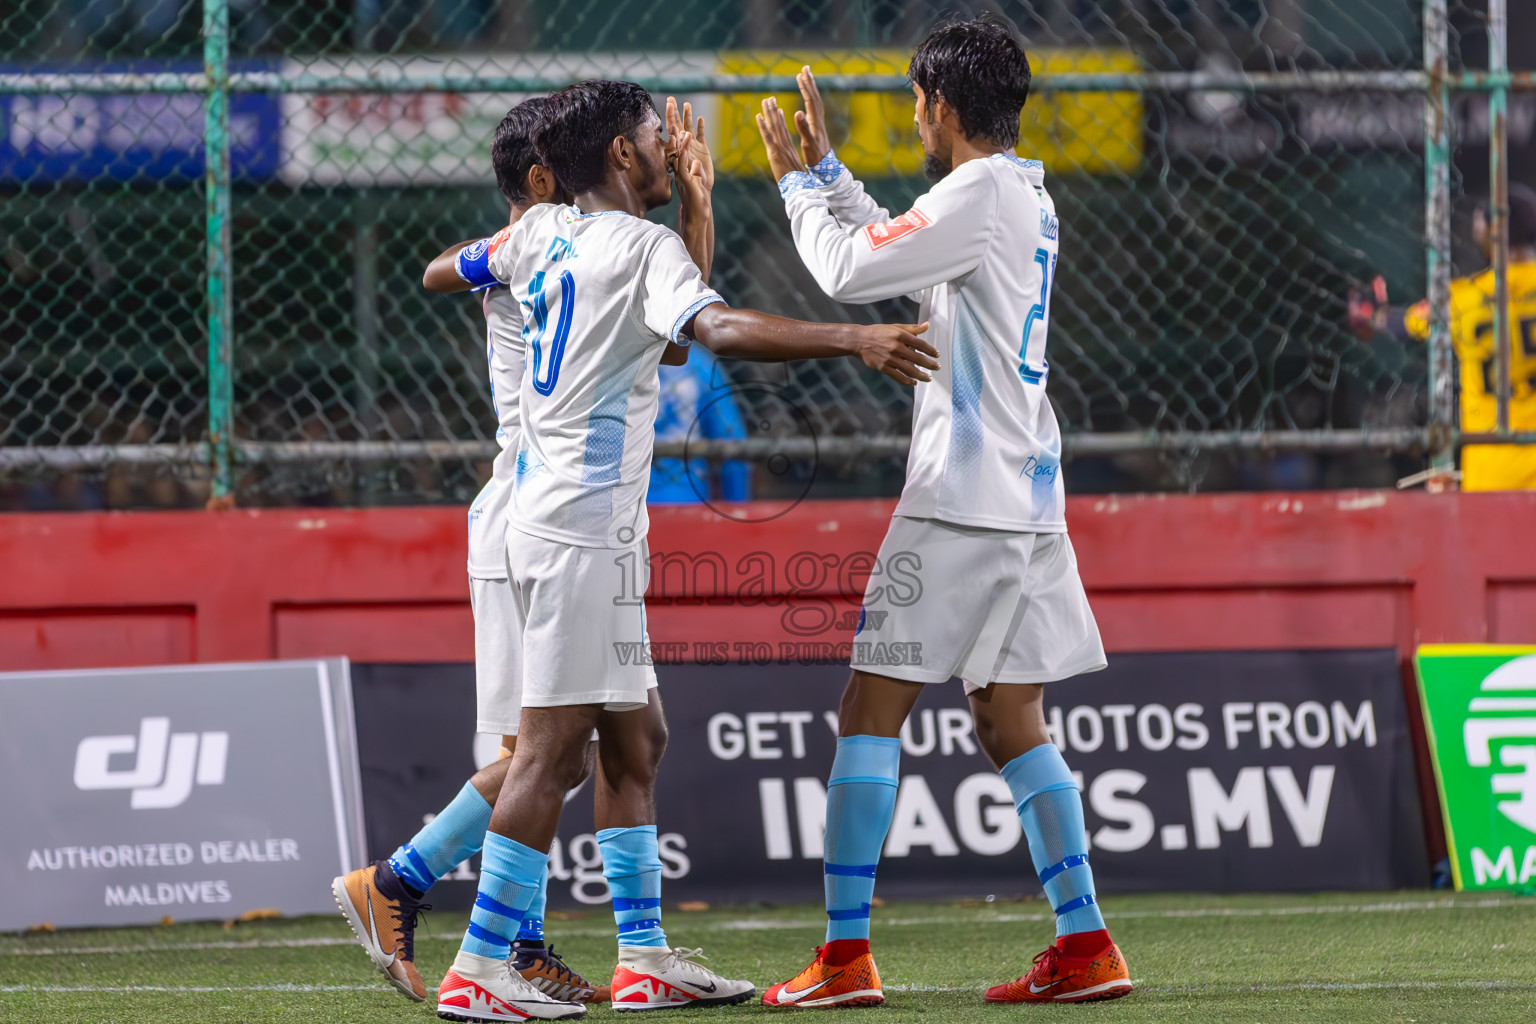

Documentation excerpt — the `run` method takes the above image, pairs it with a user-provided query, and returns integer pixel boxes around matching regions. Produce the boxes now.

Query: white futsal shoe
[610,945,755,1011]
[437,950,588,1021]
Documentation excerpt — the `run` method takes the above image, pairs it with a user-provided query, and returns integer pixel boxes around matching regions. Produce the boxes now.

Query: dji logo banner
[74,717,229,810]
[0,659,365,931]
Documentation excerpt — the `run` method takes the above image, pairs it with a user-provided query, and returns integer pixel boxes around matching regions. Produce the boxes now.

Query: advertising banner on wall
[1416,645,1536,891]
[276,49,1140,187]
[354,648,1426,910]
[0,61,281,184]
[0,659,365,931]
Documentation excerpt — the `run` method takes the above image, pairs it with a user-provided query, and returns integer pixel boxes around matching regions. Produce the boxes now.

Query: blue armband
[455,237,499,288]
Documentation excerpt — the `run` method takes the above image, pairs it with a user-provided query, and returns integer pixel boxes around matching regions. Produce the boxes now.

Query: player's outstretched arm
[422,239,485,293]
[759,101,991,305]
[758,75,888,231]
[688,305,936,386]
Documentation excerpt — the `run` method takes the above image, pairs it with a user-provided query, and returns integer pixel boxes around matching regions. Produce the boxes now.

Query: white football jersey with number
[464,271,526,579]
[485,204,723,548]
[783,152,1065,532]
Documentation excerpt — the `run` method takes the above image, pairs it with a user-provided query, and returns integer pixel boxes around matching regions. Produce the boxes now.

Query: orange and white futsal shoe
[437,950,588,1021]
[610,945,755,1012]
[332,860,429,1001]
[761,945,884,1009]
[984,939,1132,1004]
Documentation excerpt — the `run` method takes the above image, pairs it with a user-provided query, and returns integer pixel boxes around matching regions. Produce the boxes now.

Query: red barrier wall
[4,492,1533,668]
[5,490,1535,862]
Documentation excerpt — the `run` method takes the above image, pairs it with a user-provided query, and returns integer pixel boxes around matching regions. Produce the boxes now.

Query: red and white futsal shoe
[610,945,755,1012]
[761,944,884,1008]
[984,938,1133,1004]
[437,950,588,1021]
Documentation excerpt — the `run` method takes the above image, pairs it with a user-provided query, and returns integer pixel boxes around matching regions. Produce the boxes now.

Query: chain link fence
[1,0,1530,507]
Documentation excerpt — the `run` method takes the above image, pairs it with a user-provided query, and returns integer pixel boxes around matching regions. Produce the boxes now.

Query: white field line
[8,979,1536,996]
[5,896,1530,957]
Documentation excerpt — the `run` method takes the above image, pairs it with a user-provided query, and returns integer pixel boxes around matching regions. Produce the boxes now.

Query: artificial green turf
[3,893,1535,1023]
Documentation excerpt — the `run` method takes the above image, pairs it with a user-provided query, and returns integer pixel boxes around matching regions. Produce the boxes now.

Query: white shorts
[508,528,659,709]
[470,574,524,736]
[851,516,1106,692]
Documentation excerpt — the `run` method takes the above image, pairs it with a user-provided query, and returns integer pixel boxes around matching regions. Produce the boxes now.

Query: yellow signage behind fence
[714,49,1143,179]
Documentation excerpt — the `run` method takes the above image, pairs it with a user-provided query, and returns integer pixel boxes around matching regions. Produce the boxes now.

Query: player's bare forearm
[689,305,936,386]
[672,127,714,284]
[679,191,713,284]
[422,238,483,293]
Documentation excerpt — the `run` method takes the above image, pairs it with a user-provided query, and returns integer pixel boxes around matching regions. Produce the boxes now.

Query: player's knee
[571,739,597,789]
[970,711,1007,762]
[644,712,669,768]
[522,741,591,794]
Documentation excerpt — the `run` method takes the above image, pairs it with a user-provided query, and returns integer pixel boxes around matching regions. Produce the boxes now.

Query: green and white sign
[1416,645,1536,890]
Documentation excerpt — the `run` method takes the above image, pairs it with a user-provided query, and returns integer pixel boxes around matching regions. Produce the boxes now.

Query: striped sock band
[598,826,667,948]
[823,735,901,943]
[459,832,547,959]
[1001,744,1108,937]
[389,781,493,892]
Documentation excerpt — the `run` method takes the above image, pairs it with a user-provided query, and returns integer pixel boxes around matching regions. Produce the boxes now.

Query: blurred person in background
[650,346,751,504]
[1351,183,1536,490]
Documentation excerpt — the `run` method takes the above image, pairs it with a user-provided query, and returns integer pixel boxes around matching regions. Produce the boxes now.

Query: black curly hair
[532,80,657,196]
[908,14,1031,149]
[491,96,552,208]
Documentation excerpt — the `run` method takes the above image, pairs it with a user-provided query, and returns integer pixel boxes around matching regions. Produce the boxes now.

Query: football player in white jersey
[335,96,641,1013]
[429,79,936,1020]
[755,17,1132,1007]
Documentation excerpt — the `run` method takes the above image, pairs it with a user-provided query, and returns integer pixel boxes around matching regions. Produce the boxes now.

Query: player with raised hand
[428,78,934,1021]
[1350,184,1536,491]
[332,97,611,1011]
[755,17,1132,1007]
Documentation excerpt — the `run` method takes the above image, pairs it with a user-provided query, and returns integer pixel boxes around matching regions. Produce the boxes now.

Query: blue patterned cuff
[778,170,818,200]
[808,149,846,185]
[671,294,725,342]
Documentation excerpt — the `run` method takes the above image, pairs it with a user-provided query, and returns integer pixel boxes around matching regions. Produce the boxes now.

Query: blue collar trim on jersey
[570,205,630,220]
[993,153,1045,171]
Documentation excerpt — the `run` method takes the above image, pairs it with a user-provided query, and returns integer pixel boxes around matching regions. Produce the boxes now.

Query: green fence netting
[0,1,1526,506]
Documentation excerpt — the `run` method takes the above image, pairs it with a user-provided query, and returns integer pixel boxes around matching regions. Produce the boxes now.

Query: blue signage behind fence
[0,61,281,184]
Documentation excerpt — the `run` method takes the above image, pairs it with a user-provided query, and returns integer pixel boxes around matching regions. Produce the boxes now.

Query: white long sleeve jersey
[784,151,1066,532]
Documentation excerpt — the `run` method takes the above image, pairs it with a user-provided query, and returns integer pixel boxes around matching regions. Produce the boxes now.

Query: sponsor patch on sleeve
[863,208,932,251]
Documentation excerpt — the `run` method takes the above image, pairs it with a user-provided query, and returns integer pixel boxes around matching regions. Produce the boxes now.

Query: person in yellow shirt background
[1352,183,1536,490]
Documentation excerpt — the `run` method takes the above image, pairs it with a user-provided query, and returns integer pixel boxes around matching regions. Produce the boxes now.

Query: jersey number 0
[527,269,575,396]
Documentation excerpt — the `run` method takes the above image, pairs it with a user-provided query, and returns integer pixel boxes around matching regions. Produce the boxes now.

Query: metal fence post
[203,0,234,502]
[1489,0,1511,439]
[1423,0,1456,473]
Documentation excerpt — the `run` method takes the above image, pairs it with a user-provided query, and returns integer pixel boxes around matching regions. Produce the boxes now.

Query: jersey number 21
[1019,247,1055,385]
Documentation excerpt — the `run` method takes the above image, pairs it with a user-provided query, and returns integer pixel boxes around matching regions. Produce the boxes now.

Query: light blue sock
[598,825,667,948]
[459,832,547,959]
[823,735,901,942]
[390,781,493,893]
[1001,744,1107,937]
[515,866,549,944]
